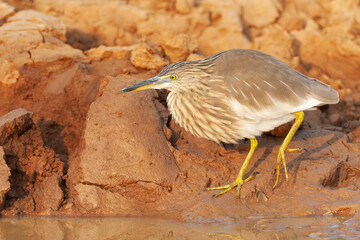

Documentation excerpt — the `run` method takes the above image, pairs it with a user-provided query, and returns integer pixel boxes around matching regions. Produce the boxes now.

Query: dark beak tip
[116,76,161,94]
[117,88,129,94]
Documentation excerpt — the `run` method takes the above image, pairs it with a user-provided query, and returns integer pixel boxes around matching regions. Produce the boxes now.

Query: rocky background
[0,0,359,222]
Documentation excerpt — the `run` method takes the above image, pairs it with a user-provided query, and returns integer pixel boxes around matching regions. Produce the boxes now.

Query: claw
[206,139,258,198]
[206,184,231,191]
[286,148,302,153]
[207,175,254,198]
[273,146,289,189]
[207,180,241,198]
[281,149,288,182]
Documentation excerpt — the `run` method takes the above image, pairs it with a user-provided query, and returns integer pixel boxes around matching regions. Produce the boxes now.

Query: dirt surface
[0,0,360,222]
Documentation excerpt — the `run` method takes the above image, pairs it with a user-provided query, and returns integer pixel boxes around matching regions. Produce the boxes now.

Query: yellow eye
[170,75,177,80]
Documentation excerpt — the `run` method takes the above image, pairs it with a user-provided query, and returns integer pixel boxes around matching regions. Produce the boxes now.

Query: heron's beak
[117,76,169,93]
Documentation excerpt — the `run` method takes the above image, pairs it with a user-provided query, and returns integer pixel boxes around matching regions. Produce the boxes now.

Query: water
[0,216,359,240]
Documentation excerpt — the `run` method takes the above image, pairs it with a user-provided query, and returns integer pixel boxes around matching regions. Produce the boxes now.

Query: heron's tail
[307,77,339,104]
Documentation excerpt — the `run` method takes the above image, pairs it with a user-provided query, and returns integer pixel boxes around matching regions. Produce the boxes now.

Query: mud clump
[322,162,360,189]
[0,0,359,221]
[0,109,64,215]
[0,147,10,209]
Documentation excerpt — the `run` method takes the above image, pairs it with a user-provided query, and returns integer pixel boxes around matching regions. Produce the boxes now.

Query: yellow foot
[206,175,253,198]
[286,148,303,153]
[273,148,303,189]
[273,147,288,189]
[273,111,304,189]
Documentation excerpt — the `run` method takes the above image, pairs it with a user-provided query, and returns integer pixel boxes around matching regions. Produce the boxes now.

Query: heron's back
[167,49,339,143]
[211,49,339,113]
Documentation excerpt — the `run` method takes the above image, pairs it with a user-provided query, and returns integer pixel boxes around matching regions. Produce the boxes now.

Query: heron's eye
[170,75,177,80]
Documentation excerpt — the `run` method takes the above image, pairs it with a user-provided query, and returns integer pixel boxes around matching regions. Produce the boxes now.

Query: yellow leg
[207,138,258,198]
[273,111,304,189]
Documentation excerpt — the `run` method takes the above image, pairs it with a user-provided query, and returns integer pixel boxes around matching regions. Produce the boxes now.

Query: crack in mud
[80,179,172,193]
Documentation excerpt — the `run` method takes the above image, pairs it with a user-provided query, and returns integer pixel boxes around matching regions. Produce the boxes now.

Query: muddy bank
[0,0,359,221]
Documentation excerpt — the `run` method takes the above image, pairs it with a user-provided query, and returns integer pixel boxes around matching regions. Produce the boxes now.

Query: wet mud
[0,215,360,240]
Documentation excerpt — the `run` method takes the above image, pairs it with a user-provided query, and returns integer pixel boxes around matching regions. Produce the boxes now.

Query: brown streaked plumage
[118,49,339,198]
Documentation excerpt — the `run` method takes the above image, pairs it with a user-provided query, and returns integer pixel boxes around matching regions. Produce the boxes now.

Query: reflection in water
[0,216,359,240]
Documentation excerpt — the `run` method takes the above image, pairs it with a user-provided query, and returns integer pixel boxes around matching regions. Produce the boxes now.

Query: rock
[69,75,178,214]
[137,14,190,36]
[278,6,305,32]
[187,6,211,34]
[305,19,320,31]
[0,108,34,145]
[0,25,42,85]
[175,0,192,14]
[34,1,148,45]
[201,0,241,14]
[106,4,148,32]
[282,0,323,21]
[252,24,298,66]
[85,45,135,61]
[0,147,10,209]
[0,68,20,85]
[0,9,85,86]
[30,43,85,63]
[292,30,360,83]
[130,43,169,69]
[201,0,242,27]
[198,26,251,55]
[7,10,66,41]
[240,0,282,28]
[159,32,197,62]
[0,2,14,22]
[320,0,360,38]
[198,1,249,54]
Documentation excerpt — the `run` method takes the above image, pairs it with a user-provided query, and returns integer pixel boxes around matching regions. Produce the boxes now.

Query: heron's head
[117,60,213,94]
